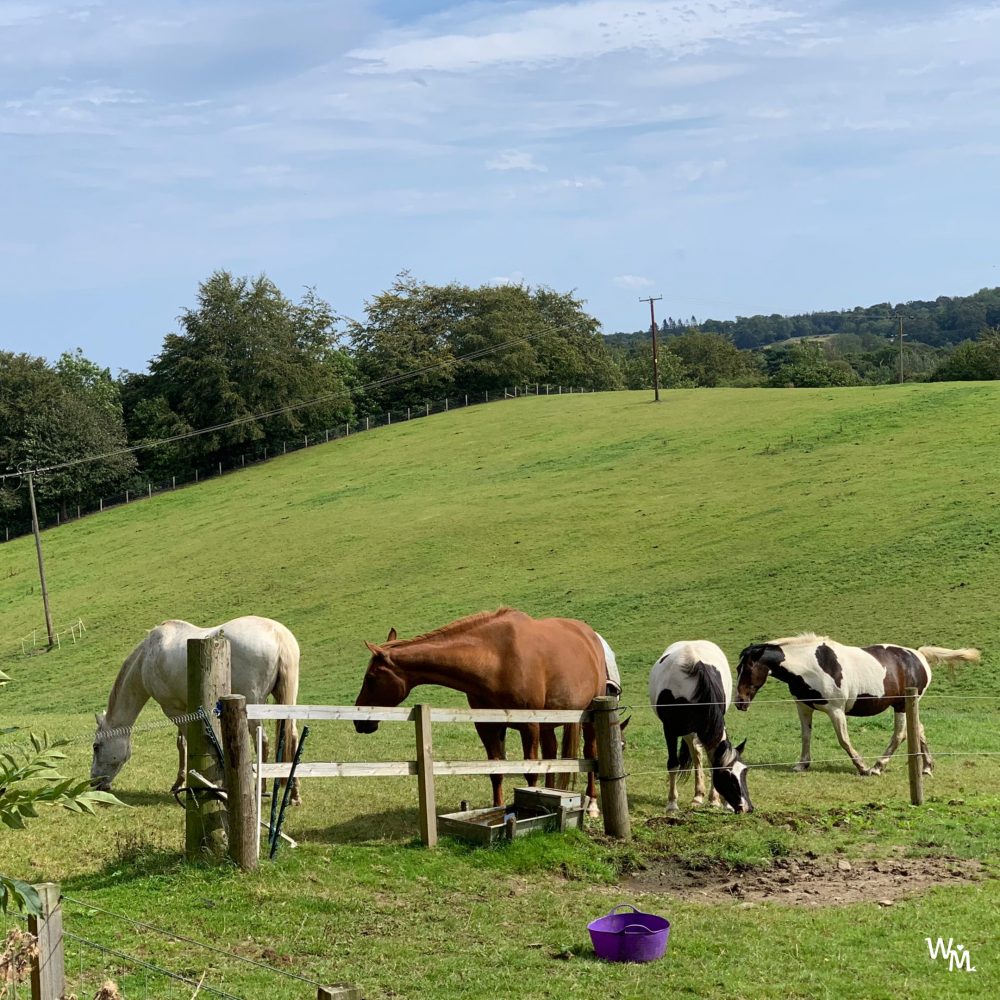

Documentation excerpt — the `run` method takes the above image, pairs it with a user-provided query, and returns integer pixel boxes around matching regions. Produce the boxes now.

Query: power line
[0,327,555,483]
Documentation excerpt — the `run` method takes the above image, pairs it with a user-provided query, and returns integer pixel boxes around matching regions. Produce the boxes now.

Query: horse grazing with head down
[649,641,752,814]
[91,616,301,802]
[353,608,620,816]
[735,633,980,776]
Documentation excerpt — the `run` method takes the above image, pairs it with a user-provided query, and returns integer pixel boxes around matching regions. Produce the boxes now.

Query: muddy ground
[625,854,985,907]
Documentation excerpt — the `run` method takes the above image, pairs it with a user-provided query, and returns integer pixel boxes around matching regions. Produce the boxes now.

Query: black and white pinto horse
[735,634,980,776]
[649,640,753,813]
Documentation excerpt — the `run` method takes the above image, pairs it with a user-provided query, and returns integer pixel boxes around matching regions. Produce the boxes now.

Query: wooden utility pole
[639,296,663,401]
[898,315,905,384]
[27,472,56,649]
[591,696,631,840]
[185,636,231,861]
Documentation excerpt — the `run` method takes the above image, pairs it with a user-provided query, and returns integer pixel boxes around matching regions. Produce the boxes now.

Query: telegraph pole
[898,314,905,384]
[27,472,56,649]
[640,295,663,401]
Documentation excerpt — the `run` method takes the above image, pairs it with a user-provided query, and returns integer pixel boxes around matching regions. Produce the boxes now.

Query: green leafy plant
[1,733,123,914]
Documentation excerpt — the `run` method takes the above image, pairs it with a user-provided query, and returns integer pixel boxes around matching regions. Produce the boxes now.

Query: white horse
[649,640,752,814]
[91,616,300,801]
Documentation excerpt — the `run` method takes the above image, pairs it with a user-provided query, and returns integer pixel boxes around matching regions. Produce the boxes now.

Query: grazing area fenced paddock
[1,386,998,999]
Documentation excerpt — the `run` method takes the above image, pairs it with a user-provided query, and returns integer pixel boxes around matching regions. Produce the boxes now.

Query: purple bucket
[587,903,670,963]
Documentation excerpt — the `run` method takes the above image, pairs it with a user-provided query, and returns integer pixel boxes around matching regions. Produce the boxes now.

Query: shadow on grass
[293,805,424,845]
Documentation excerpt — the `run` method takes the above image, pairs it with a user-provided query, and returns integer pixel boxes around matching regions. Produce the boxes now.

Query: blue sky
[2,0,998,372]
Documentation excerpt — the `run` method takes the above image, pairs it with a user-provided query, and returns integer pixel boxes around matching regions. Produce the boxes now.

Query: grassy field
[1,385,998,999]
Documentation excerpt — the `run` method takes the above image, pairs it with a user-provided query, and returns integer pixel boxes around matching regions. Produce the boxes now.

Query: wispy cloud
[486,150,547,172]
[349,1,797,74]
[614,274,654,289]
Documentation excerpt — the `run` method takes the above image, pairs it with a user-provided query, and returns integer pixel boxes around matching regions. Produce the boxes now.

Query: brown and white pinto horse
[353,608,613,814]
[735,633,980,775]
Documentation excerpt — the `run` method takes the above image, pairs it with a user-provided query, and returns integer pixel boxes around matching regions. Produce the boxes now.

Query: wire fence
[1,384,594,545]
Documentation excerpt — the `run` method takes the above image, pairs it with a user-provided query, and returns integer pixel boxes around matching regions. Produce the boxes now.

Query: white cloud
[349,1,797,75]
[486,150,546,172]
[491,271,526,286]
[675,158,727,182]
[558,176,603,189]
[613,274,654,289]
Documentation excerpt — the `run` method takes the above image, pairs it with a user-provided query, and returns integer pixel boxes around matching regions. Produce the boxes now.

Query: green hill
[2,386,997,999]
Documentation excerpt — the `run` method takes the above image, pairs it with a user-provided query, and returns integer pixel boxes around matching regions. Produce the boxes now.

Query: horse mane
[769,631,830,646]
[106,638,146,716]
[681,659,727,750]
[392,607,520,646]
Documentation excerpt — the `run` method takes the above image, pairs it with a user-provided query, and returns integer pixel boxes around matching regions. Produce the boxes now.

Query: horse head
[354,629,408,734]
[735,643,783,711]
[90,712,132,790]
[711,738,753,813]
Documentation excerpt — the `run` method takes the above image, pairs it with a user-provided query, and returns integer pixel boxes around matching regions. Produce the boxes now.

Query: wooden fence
[182,637,630,871]
[240,700,631,857]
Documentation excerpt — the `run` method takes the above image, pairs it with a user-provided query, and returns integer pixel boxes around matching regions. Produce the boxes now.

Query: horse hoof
[708,799,723,809]
[665,802,679,814]
[922,768,933,776]
[865,766,882,777]
[691,796,704,807]
[792,763,810,773]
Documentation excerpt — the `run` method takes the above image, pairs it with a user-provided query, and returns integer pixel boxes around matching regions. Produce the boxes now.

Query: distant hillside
[607,286,1000,351]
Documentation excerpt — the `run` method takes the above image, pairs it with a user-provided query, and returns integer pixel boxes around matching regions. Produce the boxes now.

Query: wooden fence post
[317,985,363,999]
[414,704,438,847]
[220,694,257,871]
[28,882,64,1000]
[185,636,231,861]
[591,696,631,840]
[905,686,924,806]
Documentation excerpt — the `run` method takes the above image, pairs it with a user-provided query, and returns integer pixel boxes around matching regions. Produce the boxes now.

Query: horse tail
[683,660,727,752]
[918,646,980,680]
[917,646,981,666]
[556,723,580,791]
[669,734,695,783]
[272,626,301,801]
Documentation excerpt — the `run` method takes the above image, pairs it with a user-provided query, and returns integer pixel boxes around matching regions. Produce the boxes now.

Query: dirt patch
[624,856,985,907]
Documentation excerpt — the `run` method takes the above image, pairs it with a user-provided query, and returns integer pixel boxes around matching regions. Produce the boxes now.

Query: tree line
[607,286,1000,351]
[3,271,999,530]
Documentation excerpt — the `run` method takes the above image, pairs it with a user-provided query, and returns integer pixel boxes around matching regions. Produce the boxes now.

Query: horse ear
[619,715,632,732]
[365,641,383,657]
[736,738,747,756]
[386,628,397,642]
[95,712,105,727]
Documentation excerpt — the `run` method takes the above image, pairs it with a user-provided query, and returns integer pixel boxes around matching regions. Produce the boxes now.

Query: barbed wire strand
[60,895,324,990]
[0,327,561,482]
[63,931,243,1000]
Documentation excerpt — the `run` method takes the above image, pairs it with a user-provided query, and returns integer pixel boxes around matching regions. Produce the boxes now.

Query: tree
[762,341,860,387]
[931,330,1000,381]
[0,352,135,525]
[123,272,355,474]
[348,272,458,412]
[665,331,762,387]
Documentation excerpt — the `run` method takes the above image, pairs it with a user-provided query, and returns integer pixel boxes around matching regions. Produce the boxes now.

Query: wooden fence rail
[242,701,629,849]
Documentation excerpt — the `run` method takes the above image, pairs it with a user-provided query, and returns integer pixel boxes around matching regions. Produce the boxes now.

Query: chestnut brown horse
[353,608,612,814]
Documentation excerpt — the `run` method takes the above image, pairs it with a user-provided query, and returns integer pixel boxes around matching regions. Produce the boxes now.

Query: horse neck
[388,639,495,701]
[105,645,152,730]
